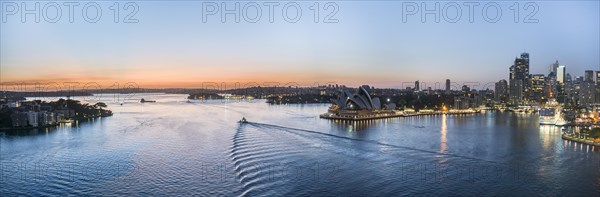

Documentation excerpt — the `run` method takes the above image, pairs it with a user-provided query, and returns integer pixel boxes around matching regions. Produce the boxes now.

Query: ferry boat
[539,108,557,125]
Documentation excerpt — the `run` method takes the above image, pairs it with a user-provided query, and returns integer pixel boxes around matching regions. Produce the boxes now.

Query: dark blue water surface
[1,94,599,196]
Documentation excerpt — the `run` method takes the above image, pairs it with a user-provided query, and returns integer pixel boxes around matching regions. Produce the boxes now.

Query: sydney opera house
[320,85,399,120]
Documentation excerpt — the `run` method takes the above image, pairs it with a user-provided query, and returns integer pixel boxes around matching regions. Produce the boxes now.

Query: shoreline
[562,134,600,147]
[0,115,111,132]
[0,123,60,131]
[320,110,480,121]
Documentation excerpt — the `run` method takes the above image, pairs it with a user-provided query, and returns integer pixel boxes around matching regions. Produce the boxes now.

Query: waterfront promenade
[562,134,600,147]
[320,109,480,121]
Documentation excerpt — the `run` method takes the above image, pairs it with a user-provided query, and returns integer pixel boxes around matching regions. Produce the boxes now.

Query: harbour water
[1,94,599,196]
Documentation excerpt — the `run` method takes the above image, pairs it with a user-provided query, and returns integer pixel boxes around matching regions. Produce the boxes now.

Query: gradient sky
[1,1,599,89]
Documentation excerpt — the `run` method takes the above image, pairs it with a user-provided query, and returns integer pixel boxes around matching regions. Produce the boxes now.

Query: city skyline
[1,1,599,88]
[2,1,600,196]
[2,53,597,91]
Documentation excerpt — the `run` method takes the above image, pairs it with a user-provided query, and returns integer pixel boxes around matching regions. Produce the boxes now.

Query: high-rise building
[575,76,584,83]
[454,97,470,110]
[531,74,546,102]
[509,53,530,104]
[564,73,574,103]
[596,71,600,85]
[494,79,508,103]
[414,80,420,91]
[579,81,596,106]
[585,70,594,82]
[509,53,530,82]
[549,60,559,75]
[545,72,559,99]
[595,71,600,103]
[509,79,523,105]
[513,53,530,80]
[509,65,516,81]
[557,65,566,84]
[445,79,450,92]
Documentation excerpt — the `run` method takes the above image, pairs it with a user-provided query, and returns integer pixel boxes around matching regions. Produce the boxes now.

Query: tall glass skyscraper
[509,53,530,103]
[557,66,566,84]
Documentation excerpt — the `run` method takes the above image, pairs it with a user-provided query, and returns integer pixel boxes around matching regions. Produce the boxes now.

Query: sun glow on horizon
[1,1,598,90]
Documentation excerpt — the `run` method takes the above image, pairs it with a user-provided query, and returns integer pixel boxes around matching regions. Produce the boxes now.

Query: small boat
[561,127,574,134]
[239,117,248,124]
[187,99,201,103]
[140,98,156,103]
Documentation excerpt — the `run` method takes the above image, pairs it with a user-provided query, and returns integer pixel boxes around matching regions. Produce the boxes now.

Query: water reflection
[1,127,56,136]
[563,139,600,152]
[538,125,560,151]
[1,119,94,137]
[2,95,600,196]
[329,118,383,132]
[440,114,448,153]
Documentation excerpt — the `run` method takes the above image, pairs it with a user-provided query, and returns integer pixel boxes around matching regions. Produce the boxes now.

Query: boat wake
[187,102,247,115]
[229,121,505,196]
[247,122,499,164]
[229,125,302,196]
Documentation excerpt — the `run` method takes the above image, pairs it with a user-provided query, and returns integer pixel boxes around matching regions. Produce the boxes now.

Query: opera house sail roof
[331,86,395,111]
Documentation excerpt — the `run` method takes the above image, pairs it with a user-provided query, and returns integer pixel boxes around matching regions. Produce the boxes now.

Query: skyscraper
[494,79,508,103]
[577,70,596,106]
[511,53,530,81]
[575,76,584,83]
[564,72,573,103]
[414,80,420,91]
[596,71,600,86]
[531,74,546,102]
[549,60,559,75]
[445,79,450,92]
[585,70,594,82]
[595,71,600,103]
[557,65,566,84]
[509,53,530,103]
[509,79,523,105]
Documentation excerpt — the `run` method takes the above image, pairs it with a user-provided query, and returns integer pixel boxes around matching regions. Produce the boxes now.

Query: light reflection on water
[1,94,599,196]
[440,114,448,154]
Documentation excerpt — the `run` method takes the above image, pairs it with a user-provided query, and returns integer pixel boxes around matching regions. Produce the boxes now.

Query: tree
[397,99,407,108]
[590,128,600,139]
